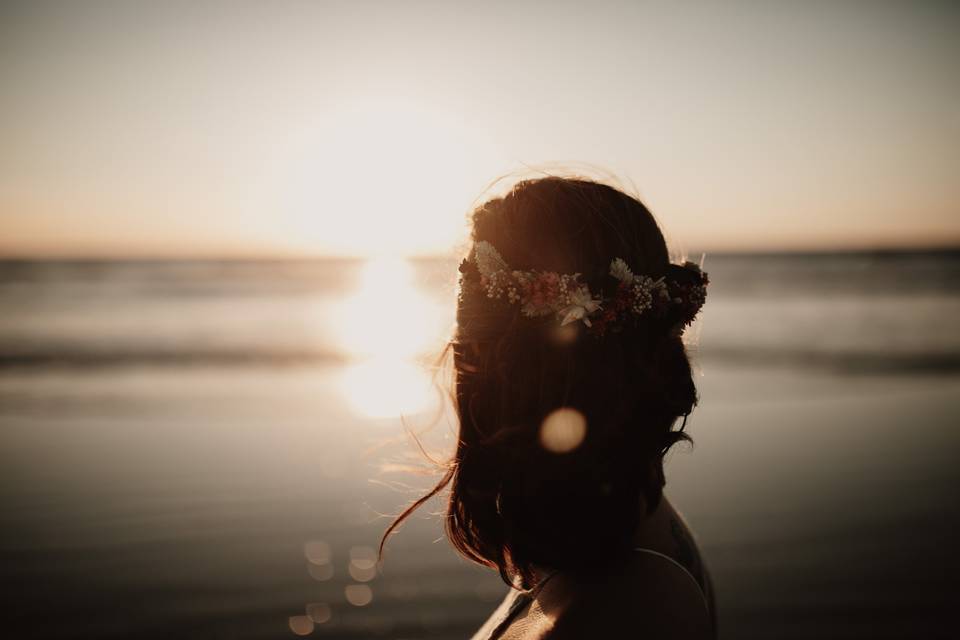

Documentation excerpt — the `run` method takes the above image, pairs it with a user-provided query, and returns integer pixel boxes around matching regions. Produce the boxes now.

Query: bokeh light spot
[549,323,579,346]
[345,584,374,607]
[307,562,334,581]
[349,546,377,570]
[288,615,314,636]
[306,602,332,624]
[303,540,331,564]
[539,407,587,453]
[349,562,377,582]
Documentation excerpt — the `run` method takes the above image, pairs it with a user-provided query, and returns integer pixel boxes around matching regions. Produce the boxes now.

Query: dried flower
[559,285,603,327]
[465,241,708,335]
[474,241,509,279]
[609,258,634,284]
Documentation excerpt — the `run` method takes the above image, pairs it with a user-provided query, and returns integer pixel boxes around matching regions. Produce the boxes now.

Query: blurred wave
[2,346,958,375]
[0,349,347,369]
[1,250,958,375]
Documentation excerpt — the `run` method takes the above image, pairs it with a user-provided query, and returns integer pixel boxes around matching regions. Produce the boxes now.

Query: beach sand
[1,361,957,639]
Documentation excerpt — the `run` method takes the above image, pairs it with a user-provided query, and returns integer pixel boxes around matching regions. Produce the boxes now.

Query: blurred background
[2,1,958,638]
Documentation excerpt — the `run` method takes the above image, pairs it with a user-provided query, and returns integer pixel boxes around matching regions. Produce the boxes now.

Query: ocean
[1,251,958,639]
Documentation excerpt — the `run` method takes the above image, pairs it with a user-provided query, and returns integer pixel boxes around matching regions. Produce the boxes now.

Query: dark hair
[381,176,698,589]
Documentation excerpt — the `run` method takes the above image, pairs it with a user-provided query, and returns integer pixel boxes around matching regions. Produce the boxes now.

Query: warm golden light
[331,257,447,360]
[279,100,502,256]
[288,615,314,636]
[4,4,958,258]
[347,545,378,583]
[348,546,377,570]
[338,358,433,419]
[306,603,332,624]
[308,562,334,581]
[540,407,588,454]
[344,584,374,607]
[332,256,449,419]
[303,540,331,564]
[304,539,335,581]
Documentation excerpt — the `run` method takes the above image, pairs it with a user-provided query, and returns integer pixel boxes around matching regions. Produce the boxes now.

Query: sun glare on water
[333,257,451,419]
[279,101,489,418]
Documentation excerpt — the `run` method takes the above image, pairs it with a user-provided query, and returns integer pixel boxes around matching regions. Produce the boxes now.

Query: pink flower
[528,272,560,309]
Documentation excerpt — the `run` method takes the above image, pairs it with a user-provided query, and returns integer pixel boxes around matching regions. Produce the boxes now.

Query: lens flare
[306,602,332,624]
[539,407,587,453]
[308,562,334,581]
[345,584,374,607]
[288,615,314,636]
[303,540,331,564]
[349,546,377,567]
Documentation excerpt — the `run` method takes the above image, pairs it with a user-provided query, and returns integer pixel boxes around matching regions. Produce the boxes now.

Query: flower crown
[458,240,708,336]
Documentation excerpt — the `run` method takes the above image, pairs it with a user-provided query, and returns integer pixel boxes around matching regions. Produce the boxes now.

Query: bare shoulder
[547,552,713,640]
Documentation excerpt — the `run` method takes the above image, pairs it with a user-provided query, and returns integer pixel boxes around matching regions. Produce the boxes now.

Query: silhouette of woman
[383,176,715,639]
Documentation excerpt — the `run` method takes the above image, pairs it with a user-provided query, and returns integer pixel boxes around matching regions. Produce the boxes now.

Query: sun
[279,98,504,257]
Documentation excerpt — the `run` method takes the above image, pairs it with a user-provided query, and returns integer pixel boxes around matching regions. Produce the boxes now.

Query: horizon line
[1,242,958,263]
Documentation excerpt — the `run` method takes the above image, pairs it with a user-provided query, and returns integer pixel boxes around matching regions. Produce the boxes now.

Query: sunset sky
[2,0,958,258]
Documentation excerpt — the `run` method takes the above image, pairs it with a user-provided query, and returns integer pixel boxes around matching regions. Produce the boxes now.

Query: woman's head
[383,176,702,588]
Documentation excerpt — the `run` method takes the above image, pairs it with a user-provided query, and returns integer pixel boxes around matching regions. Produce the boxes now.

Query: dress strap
[632,547,710,611]
[484,571,558,640]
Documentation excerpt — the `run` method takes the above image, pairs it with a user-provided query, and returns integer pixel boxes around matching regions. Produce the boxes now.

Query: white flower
[609,258,634,284]
[559,285,602,327]
[630,276,656,314]
[474,241,510,279]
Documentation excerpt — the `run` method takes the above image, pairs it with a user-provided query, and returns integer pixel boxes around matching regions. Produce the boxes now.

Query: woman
[383,176,715,638]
